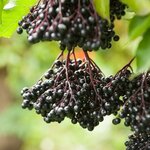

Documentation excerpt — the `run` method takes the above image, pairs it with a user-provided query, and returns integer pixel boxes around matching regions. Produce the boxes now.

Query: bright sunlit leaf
[121,0,150,16]
[0,0,3,23]
[94,0,110,21]
[136,29,150,72]
[0,0,37,38]
[129,15,150,41]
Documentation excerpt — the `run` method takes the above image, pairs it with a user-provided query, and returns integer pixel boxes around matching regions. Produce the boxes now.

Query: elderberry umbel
[114,71,150,133]
[125,132,150,150]
[21,49,106,131]
[17,0,126,51]
[21,49,134,131]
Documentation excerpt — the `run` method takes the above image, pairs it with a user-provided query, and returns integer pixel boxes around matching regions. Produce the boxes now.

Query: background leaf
[0,0,3,24]
[94,0,110,20]
[128,15,150,41]
[136,28,150,72]
[121,0,150,15]
[0,0,37,38]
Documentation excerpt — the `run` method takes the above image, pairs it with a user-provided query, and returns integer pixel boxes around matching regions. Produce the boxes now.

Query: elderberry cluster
[17,0,127,51]
[125,132,150,150]
[21,51,106,131]
[101,66,132,121]
[114,72,150,134]
[110,0,127,21]
[21,49,134,131]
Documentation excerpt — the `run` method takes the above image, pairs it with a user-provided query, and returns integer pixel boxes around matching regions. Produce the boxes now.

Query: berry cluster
[102,63,133,123]
[110,0,127,21]
[21,50,106,131]
[114,72,150,134]
[110,70,150,149]
[125,132,150,150]
[17,0,126,51]
[21,50,134,131]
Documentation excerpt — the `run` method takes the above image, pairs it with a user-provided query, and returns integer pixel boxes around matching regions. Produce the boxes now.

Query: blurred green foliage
[128,15,150,41]
[0,0,36,37]
[122,0,150,15]
[136,29,150,72]
[94,0,110,21]
[0,0,150,150]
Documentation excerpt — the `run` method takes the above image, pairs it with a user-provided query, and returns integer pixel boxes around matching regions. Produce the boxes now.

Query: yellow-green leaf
[136,28,150,72]
[0,0,37,38]
[129,15,150,41]
[0,0,3,23]
[121,0,150,16]
[93,0,110,20]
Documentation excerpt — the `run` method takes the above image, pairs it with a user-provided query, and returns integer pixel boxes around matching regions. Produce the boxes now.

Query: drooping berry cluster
[114,72,150,134]
[21,50,106,131]
[21,49,134,131]
[102,63,133,122]
[125,132,150,150]
[109,70,150,149]
[17,0,127,51]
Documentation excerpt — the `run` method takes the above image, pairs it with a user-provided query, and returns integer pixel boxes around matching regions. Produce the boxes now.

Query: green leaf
[0,0,36,38]
[0,0,3,24]
[0,0,10,23]
[3,0,8,5]
[136,28,150,72]
[94,0,110,20]
[129,15,150,41]
[121,0,150,15]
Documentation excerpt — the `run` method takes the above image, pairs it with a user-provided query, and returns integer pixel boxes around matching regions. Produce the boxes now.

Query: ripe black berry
[113,35,120,41]
[112,118,121,125]
[17,27,23,34]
